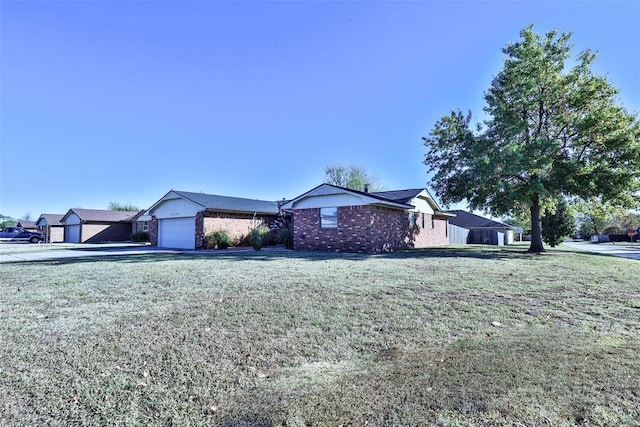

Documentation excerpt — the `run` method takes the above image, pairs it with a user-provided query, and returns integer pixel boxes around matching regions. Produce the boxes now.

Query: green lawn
[1,246,638,426]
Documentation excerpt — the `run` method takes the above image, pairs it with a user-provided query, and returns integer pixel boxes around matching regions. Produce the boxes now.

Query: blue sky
[1,0,639,220]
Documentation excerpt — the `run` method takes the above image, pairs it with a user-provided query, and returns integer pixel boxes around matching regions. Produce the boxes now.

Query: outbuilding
[446,210,515,245]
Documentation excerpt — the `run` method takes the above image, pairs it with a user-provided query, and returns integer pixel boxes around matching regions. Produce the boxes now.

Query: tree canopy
[324,165,383,192]
[423,26,640,252]
[109,202,140,211]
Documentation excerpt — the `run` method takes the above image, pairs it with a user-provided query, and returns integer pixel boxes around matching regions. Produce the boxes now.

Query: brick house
[60,209,139,243]
[282,184,452,253]
[145,190,281,249]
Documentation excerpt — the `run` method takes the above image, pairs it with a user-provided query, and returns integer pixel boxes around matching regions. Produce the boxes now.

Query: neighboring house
[16,220,37,231]
[35,214,65,243]
[446,210,515,245]
[281,184,452,254]
[60,209,138,243]
[145,190,281,249]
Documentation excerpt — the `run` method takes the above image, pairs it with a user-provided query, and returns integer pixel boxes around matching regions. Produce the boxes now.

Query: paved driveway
[562,240,640,261]
[0,244,182,263]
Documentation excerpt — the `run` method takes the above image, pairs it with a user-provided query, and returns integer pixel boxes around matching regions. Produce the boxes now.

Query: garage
[65,225,81,243]
[158,217,195,249]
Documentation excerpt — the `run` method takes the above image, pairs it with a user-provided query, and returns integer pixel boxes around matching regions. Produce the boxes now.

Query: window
[409,212,416,227]
[421,213,425,228]
[320,207,338,228]
[143,221,149,232]
[432,217,435,229]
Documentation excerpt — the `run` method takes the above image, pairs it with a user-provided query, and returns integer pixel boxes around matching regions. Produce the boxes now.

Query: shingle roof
[63,209,139,223]
[282,183,415,211]
[445,210,513,229]
[16,220,36,228]
[373,189,425,204]
[172,190,280,215]
[36,214,64,226]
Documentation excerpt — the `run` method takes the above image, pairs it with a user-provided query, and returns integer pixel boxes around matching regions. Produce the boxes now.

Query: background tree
[542,199,575,247]
[0,214,16,228]
[573,197,626,237]
[324,165,383,192]
[423,26,640,252]
[20,213,32,222]
[109,202,140,211]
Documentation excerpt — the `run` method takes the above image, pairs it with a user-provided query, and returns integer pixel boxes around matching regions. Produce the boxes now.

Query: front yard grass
[0,246,638,425]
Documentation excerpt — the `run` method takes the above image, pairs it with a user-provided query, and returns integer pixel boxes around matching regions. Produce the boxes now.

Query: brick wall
[149,216,158,246]
[293,206,449,253]
[410,213,449,247]
[200,211,279,248]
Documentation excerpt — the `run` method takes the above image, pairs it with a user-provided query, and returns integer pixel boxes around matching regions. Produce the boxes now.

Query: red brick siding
[411,213,449,247]
[150,216,159,246]
[293,206,449,253]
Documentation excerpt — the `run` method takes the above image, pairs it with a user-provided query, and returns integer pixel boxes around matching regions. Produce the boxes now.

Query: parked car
[0,227,44,243]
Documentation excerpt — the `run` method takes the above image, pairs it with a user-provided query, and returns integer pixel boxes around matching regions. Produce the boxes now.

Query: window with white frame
[143,221,149,232]
[409,211,416,227]
[320,207,338,228]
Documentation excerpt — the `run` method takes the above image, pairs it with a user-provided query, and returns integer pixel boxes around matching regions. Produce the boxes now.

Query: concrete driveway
[0,243,183,263]
[562,240,640,261]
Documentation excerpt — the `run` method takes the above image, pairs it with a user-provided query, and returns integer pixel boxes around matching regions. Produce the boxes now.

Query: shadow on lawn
[17,244,571,266]
[4,241,605,266]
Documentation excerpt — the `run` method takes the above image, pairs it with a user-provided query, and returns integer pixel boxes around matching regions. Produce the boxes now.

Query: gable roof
[147,190,280,215]
[61,209,139,223]
[282,183,415,211]
[373,189,424,204]
[373,188,451,215]
[16,220,36,228]
[445,210,513,229]
[35,214,65,226]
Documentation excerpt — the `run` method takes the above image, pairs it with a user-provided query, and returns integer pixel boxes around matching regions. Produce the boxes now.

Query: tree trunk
[528,194,545,253]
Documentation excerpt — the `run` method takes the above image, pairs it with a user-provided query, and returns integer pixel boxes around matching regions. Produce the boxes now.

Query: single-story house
[60,209,139,243]
[145,190,282,249]
[446,210,515,245]
[35,214,65,243]
[281,184,452,253]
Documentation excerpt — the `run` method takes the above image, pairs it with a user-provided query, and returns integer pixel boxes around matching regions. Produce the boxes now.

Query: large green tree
[423,26,640,252]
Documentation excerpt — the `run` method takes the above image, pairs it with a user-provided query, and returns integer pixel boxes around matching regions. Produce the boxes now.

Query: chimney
[364,184,369,193]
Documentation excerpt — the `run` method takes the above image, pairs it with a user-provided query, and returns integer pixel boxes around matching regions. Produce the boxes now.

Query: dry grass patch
[1,246,638,425]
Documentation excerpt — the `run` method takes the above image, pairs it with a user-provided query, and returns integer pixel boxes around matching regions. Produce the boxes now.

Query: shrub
[277,226,293,249]
[204,229,233,249]
[131,232,149,242]
[248,225,271,250]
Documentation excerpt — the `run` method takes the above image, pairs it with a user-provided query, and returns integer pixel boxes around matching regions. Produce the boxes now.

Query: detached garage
[145,190,281,250]
[60,209,139,243]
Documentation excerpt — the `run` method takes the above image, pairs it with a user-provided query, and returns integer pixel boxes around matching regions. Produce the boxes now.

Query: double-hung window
[320,207,338,228]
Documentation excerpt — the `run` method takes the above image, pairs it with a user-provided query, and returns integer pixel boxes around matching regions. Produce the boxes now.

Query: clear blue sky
[1,0,639,220]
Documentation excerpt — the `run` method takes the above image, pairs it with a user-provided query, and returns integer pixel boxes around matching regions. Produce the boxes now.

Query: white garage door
[66,225,80,243]
[158,217,196,249]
